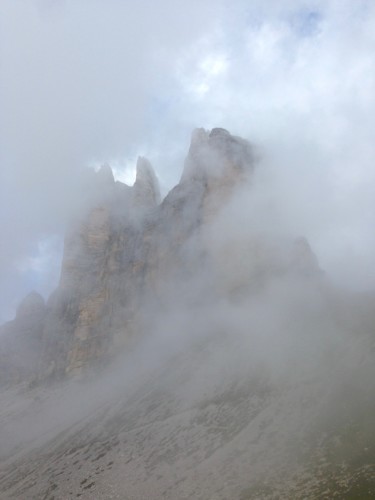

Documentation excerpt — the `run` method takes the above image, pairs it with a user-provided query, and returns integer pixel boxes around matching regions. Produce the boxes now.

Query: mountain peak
[181,127,254,183]
[209,127,230,138]
[96,163,115,184]
[16,291,45,319]
[133,156,160,207]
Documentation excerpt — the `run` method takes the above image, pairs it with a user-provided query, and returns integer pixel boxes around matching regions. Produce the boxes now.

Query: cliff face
[0,292,46,384]
[39,159,161,378]
[0,128,318,383]
[1,129,375,500]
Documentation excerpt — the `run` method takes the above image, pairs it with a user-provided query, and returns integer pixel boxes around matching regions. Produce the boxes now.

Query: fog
[1,154,374,495]
[0,3,375,495]
[1,0,375,323]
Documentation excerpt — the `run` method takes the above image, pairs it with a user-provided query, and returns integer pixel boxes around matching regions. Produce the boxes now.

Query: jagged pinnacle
[134,156,160,206]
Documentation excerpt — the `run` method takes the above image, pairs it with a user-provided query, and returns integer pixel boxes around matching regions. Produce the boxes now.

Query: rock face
[1,128,374,500]
[0,292,46,385]
[0,128,319,383]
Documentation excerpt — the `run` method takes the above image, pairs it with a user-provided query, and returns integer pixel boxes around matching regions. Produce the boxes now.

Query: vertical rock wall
[0,128,320,383]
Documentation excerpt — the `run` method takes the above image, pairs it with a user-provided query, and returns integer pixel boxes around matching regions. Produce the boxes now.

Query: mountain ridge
[0,128,374,499]
[2,126,301,383]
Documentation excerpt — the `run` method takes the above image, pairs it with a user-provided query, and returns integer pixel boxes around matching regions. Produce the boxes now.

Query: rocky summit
[1,127,260,382]
[0,128,374,499]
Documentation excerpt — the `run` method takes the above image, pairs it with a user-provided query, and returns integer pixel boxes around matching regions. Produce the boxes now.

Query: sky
[0,0,375,322]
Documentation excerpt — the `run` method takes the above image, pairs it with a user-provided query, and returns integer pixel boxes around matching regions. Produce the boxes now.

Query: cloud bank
[1,0,375,321]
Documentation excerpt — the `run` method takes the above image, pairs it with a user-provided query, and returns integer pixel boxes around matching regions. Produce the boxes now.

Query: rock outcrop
[0,292,46,385]
[1,129,374,500]
[0,128,320,383]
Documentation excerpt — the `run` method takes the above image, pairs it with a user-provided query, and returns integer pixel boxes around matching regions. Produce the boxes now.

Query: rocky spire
[0,127,323,384]
[16,291,46,320]
[181,127,254,183]
[96,163,115,185]
[133,156,160,208]
[179,128,255,224]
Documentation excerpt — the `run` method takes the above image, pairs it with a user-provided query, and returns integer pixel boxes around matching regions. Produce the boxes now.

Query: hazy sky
[1,0,375,322]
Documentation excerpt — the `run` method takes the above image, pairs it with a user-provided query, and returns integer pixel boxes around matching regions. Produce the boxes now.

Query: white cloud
[183,53,229,98]
[162,1,375,290]
[1,0,375,319]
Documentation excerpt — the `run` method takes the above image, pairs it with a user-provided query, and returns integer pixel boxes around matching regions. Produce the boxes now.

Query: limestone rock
[0,128,320,383]
[0,291,46,385]
[0,131,374,500]
[133,156,160,208]
[181,127,254,223]
[16,291,46,320]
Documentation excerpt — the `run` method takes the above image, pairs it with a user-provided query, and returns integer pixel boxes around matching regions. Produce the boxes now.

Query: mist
[1,0,375,322]
[1,150,374,495]
[0,2,375,498]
